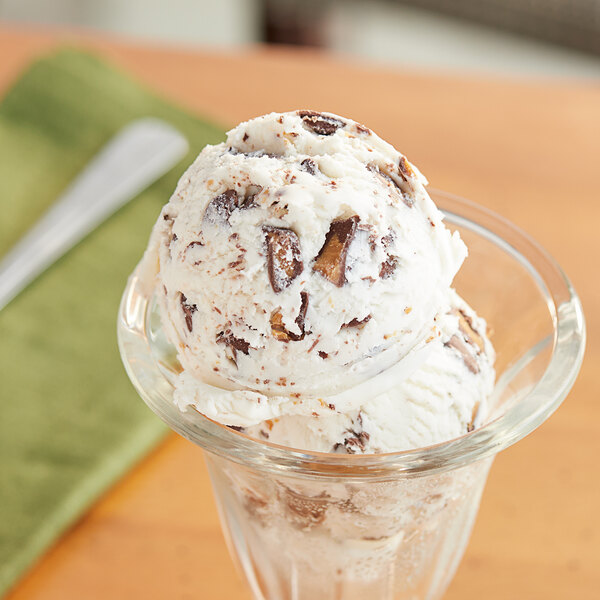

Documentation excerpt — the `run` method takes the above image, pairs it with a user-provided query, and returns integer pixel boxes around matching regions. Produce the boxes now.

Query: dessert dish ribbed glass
[118,190,585,600]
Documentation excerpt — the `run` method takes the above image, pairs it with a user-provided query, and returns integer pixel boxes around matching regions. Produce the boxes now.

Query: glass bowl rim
[117,190,586,479]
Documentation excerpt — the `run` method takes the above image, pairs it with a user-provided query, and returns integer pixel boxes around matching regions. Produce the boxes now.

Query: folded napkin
[0,49,224,596]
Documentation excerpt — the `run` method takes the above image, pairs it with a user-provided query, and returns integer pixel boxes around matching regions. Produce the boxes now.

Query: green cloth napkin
[0,49,225,596]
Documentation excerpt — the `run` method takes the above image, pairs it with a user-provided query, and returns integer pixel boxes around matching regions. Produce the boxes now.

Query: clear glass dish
[118,190,585,600]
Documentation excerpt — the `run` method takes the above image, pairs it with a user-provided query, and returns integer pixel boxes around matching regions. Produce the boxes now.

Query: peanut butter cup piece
[313,216,359,286]
[216,330,250,365]
[398,156,413,181]
[205,186,260,225]
[204,189,239,224]
[456,309,485,352]
[445,335,479,374]
[298,110,345,136]
[270,311,291,342]
[295,291,309,333]
[263,226,304,293]
[270,292,309,342]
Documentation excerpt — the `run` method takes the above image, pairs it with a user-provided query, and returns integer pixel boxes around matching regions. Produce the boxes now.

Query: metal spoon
[0,118,188,312]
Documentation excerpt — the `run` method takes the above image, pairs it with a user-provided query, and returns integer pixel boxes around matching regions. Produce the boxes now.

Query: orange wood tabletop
[1,24,599,600]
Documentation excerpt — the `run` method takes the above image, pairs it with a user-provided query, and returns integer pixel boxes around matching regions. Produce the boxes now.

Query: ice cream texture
[140,110,495,451]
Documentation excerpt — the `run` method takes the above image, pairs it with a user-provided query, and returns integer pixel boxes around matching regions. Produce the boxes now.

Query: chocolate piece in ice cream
[179,293,197,332]
[264,226,303,293]
[298,110,345,136]
[204,189,239,225]
[139,110,492,432]
[313,216,359,287]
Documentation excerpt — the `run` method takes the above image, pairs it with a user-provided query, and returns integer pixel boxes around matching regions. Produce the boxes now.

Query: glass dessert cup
[118,190,585,600]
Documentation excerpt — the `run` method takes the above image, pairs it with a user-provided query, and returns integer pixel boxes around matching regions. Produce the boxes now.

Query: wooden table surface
[1,24,599,600]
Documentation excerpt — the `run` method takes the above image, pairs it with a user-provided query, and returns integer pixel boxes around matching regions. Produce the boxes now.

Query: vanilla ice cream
[242,290,494,452]
[139,110,492,445]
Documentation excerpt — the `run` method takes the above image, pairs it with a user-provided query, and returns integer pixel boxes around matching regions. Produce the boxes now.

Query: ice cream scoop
[139,110,474,429]
[243,290,495,453]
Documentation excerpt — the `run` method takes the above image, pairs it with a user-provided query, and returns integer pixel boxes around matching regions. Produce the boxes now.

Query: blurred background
[1,0,600,78]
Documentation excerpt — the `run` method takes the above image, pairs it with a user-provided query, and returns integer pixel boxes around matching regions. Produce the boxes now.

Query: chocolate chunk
[180,293,197,332]
[264,226,303,293]
[318,351,328,359]
[216,330,250,364]
[228,425,246,432]
[204,189,239,225]
[300,158,318,175]
[355,123,370,134]
[379,255,398,279]
[223,334,250,355]
[204,186,260,225]
[379,230,399,278]
[456,309,485,353]
[228,146,280,159]
[334,430,370,454]
[313,216,359,286]
[344,430,370,453]
[298,110,345,136]
[341,315,371,329]
[270,293,309,342]
[295,291,309,333]
[283,487,328,529]
[445,335,479,374]
[242,132,249,142]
